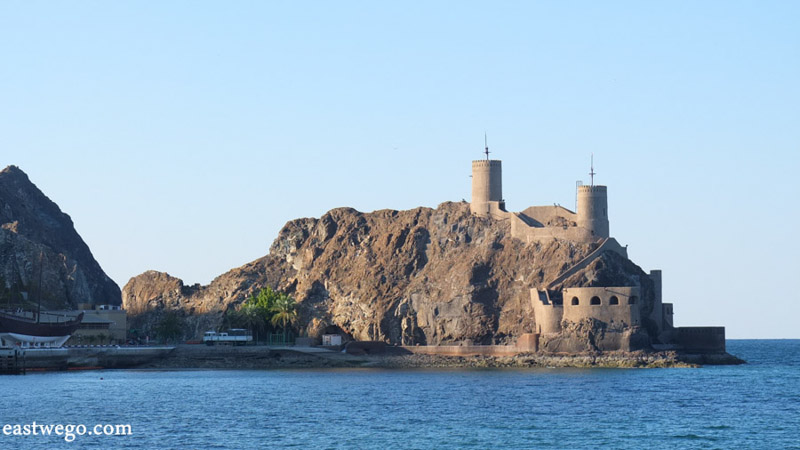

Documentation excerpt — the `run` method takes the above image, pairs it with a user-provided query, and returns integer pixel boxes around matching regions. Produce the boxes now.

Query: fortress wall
[509,213,534,238]
[663,303,674,328]
[469,159,611,244]
[510,215,597,244]
[530,289,563,334]
[649,270,663,332]
[562,287,641,326]
[676,327,725,353]
[519,206,577,226]
[516,333,539,352]
[471,201,508,219]
[487,201,508,219]
[404,344,529,357]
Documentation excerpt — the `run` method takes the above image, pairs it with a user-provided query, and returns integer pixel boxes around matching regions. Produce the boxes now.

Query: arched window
[571,297,579,306]
[609,296,619,305]
[590,296,601,305]
[628,296,638,305]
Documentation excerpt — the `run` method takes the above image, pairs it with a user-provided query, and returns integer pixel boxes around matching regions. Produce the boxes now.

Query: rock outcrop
[0,165,121,308]
[124,202,656,346]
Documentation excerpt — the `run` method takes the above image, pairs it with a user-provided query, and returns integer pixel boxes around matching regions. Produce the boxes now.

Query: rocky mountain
[0,165,121,309]
[124,202,655,346]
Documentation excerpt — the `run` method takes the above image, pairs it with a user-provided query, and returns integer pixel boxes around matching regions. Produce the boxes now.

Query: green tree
[251,287,279,313]
[154,311,183,344]
[227,287,284,343]
[239,302,267,343]
[270,292,298,343]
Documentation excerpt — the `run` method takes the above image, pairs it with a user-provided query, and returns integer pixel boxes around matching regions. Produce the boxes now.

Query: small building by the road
[322,334,342,346]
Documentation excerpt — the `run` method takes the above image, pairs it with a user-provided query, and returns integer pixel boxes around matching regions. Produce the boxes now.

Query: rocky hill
[0,165,121,309]
[124,202,654,346]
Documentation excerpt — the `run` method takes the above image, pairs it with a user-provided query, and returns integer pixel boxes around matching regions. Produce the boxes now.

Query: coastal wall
[404,345,525,357]
[562,286,641,326]
[531,289,563,334]
[0,349,25,374]
[404,345,518,357]
[403,333,539,356]
[21,347,174,370]
[663,303,674,328]
[649,270,663,332]
[676,327,726,353]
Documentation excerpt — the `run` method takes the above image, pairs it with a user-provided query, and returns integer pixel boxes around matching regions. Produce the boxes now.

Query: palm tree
[238,303,265,343]
[270,293,298,344]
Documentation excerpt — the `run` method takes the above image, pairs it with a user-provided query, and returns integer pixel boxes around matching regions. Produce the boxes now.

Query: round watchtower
[577,185,609,239]
[470,160,503,217]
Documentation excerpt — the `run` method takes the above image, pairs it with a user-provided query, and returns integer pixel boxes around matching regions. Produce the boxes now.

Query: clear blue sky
[1,1,798,338]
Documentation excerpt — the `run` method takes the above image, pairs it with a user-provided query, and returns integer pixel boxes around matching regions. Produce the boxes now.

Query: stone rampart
[404,345,520,357]
[676,327,726,353]
[562,286,641,327]
[403,333,538,356]
[519,206,577,226]
[649,270,663,332]
[531,289,563,334]
[510,213,597,244]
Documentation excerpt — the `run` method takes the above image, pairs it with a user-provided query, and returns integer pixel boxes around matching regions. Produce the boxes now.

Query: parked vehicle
[203,329,252,346]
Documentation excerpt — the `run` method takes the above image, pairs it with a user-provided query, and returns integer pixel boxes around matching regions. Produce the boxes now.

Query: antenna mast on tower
[589,153,596,186]
[484,133,490,160]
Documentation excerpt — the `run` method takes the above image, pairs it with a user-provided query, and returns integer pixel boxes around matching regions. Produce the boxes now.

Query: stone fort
[470,152,725,353]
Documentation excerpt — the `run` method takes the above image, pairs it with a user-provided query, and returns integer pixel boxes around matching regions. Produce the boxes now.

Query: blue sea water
[1,340,798,449]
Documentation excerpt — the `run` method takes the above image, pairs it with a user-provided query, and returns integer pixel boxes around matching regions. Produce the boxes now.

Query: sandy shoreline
[133,345,745,370]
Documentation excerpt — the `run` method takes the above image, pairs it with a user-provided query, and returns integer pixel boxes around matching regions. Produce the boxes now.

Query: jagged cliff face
[124,202,656,346]
[0,166,121,308]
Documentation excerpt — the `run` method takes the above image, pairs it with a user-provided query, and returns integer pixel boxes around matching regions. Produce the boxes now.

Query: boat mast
[36,251,44,324]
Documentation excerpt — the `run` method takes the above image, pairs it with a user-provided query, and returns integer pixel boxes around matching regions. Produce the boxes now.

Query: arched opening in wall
[609,296,619,305]
[590,296,601,305]
[571,297,579,306]
[628,296,638,305]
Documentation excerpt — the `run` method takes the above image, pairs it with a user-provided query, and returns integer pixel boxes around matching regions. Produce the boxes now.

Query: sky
[1,1,798,338]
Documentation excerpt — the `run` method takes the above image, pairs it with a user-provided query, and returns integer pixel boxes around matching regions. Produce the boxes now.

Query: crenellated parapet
[471,160,502,168]
[577,185,607,193]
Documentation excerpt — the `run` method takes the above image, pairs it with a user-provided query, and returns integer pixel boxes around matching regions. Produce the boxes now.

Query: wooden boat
[0,311,83,348]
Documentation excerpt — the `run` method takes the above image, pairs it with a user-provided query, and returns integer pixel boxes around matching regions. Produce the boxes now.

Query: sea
[1,340,798,449]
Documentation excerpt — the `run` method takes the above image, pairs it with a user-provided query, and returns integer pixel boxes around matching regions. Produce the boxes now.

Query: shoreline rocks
[132,345,745,371]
